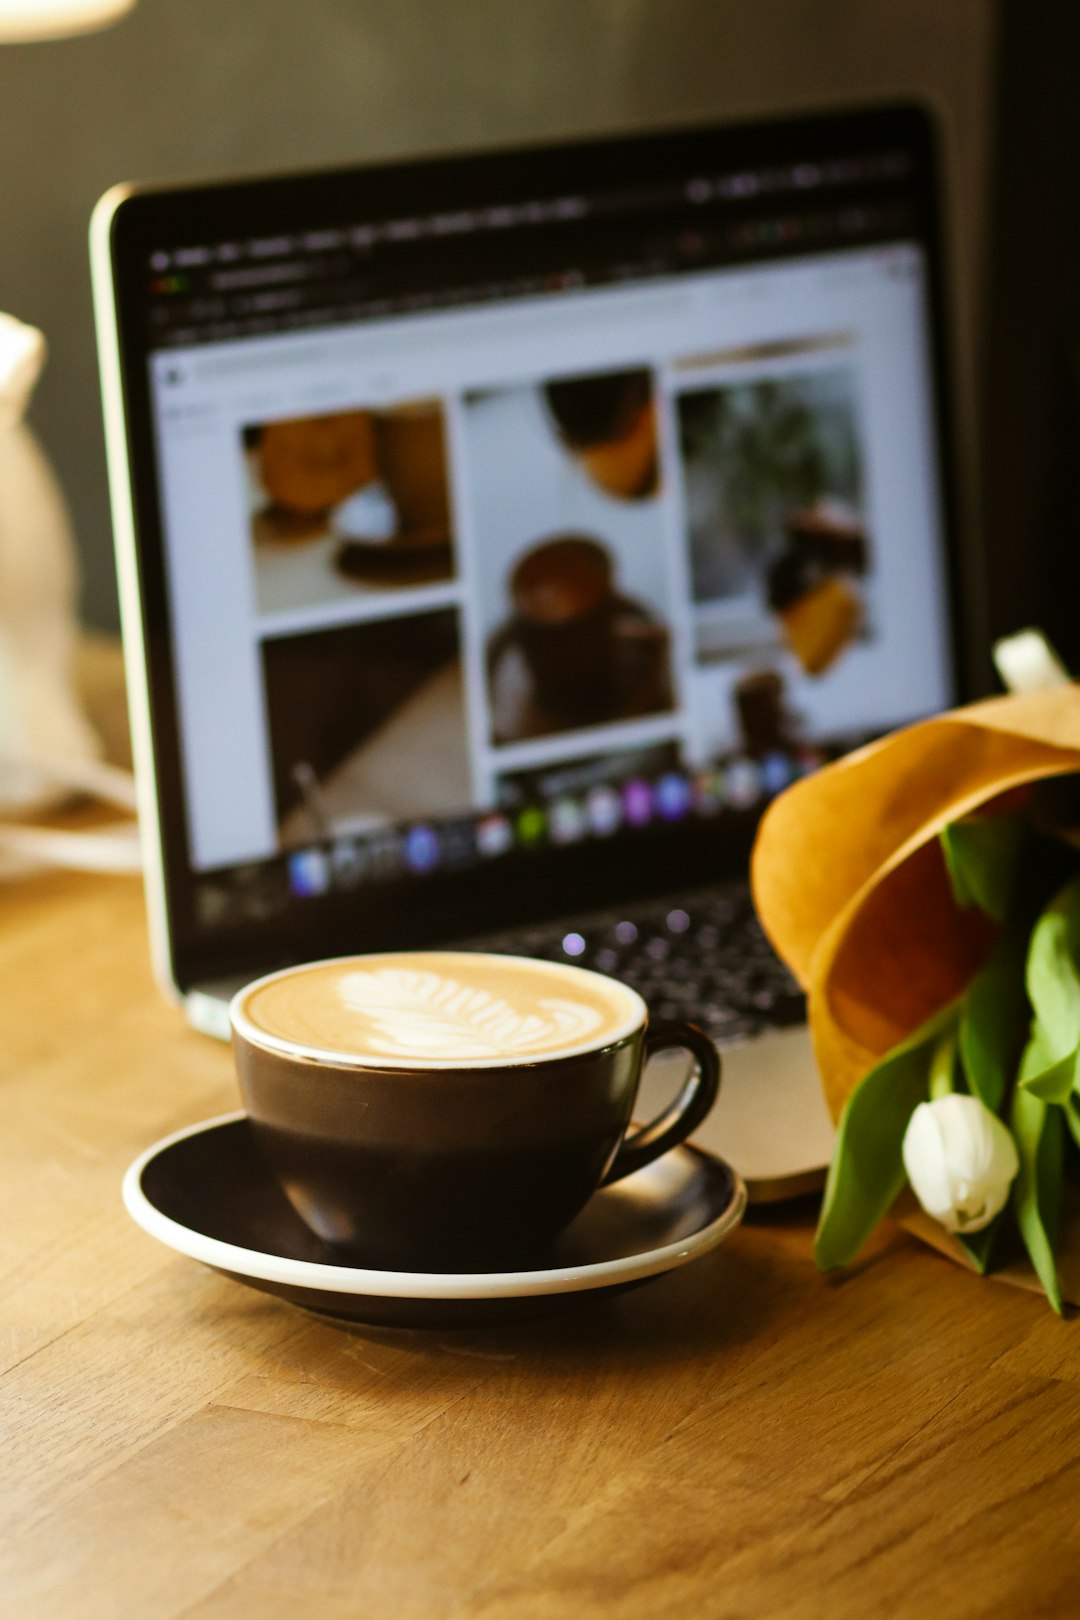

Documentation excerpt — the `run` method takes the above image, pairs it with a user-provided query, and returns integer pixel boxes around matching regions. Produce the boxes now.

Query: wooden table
[3,861,1080,1619]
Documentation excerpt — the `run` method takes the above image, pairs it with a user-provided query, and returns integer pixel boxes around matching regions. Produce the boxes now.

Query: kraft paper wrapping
[751,685,1080,1302]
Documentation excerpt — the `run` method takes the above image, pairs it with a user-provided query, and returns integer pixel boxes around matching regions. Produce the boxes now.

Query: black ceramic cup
[230,951,721,1273]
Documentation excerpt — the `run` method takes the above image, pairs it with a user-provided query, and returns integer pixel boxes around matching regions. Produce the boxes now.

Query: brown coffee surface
[512,536,611,623]
[238,951,641,1066]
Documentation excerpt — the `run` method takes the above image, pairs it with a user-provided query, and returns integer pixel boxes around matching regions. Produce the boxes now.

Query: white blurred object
[0,0,135,41]
[902,1094,1019,1235]
[334,482,399,542]
[0,818,140,876]
[0,2,139,864]
[0,314,104,816]
[0,748,140,877]
[992,628,1071,695]
[0,319,139,874]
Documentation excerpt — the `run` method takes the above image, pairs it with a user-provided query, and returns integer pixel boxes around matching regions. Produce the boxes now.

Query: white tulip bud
[902,1094,1019,1234]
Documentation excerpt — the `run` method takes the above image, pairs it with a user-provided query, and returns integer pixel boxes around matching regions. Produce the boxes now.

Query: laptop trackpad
[635,1026,835,1203]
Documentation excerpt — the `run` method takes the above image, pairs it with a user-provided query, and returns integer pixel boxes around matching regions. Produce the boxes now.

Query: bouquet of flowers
[752,637,1080,1312]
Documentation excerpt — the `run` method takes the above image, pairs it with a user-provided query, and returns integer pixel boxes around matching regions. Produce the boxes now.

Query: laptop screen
[95,105,961,989]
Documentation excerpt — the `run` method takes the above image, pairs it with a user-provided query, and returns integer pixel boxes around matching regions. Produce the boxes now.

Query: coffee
[511,536,612,625]
[500,534,622,721]
[237,951,641,1068]
[372,401,450,537]
[543,371,658,500]
[231,950,720,1270]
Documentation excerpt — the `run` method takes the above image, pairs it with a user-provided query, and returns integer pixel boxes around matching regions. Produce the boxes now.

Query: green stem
[929,1029,958,1100]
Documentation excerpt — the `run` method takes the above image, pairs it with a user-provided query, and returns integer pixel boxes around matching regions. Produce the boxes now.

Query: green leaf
[940,814,1024,923]
[1011,1029,1066,1314]
[955,925,1033,1270]
[958,921,1030,1113]
[1025,873,1080,1059]
[1018,1041,1080,1102]
[928,1028,957,1100]
[814,1001,958,1271]
[957,1217,1003,1276]
[1066,1097,1080,1154]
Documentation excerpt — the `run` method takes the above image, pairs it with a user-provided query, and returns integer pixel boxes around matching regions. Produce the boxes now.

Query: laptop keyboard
[468,882,806,1047]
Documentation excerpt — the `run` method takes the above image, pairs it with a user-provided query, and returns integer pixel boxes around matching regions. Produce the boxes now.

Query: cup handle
[601,1022,721,1184]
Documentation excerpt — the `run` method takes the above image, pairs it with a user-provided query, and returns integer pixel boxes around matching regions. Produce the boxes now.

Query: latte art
[337,967,604,1058]
[237,951,642,1067]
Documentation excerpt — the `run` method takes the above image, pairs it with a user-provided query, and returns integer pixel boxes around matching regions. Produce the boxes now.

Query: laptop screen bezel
[94,102,966,993]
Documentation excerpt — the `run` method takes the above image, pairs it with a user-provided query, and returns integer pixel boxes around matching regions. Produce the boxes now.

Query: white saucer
[123,1111,747,1328]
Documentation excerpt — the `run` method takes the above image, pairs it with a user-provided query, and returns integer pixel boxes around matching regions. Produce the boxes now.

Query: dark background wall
[0,0,996,635]
[979,0,1080,677]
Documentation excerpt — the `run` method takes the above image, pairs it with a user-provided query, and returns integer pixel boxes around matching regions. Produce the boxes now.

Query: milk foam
[337,966,604,1058]
[236,952,642,1067]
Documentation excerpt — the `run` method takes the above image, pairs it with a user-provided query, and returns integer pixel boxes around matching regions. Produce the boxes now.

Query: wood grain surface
[2,644,1079,1619]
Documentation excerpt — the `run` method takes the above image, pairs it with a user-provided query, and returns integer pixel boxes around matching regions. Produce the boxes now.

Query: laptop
[90,104,963,1199]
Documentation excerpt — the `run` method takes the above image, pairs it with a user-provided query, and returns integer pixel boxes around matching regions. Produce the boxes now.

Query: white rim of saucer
[122,1111,747,1301]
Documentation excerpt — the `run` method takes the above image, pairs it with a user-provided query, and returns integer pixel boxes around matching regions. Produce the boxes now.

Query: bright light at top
[0,0,136,42]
